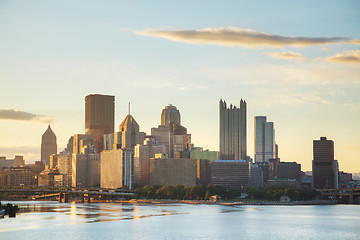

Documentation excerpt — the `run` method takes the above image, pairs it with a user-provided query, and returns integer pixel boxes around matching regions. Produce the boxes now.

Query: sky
[0,0,359,172]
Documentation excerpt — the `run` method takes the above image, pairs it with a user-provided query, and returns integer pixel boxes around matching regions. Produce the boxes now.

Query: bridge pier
[82,194,91,203]
[349,193,353,204]
[64,193,69,203]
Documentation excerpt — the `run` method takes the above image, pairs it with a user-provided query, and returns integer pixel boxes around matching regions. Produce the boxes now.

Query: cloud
[325,50,360,64]
[0,109,54,123]
[268,51,307,61]
[136,27,360,48]
[274,95,331,105]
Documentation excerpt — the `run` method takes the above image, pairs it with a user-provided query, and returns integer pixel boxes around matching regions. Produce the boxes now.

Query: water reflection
[1,201,359,240]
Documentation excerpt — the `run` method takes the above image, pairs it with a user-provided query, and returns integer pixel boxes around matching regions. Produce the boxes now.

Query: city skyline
[0,1,359,172]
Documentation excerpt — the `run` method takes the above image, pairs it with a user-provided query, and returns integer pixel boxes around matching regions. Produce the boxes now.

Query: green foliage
[246,186,320,201]
[134,184,231,200]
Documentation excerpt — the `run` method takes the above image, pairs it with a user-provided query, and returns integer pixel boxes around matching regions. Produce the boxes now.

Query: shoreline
[119,199,336,206]
[1,198,336,206]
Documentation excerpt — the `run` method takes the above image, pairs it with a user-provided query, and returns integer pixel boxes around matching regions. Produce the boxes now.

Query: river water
[0,201,359,240]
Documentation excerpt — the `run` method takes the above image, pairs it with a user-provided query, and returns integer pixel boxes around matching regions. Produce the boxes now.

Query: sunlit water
[1,201,359,240]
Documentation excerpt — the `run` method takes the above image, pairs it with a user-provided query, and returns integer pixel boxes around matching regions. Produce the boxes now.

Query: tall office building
[134,137,166,186]
[72,137,100,187]
[312,137,335,189]
[85,94,115,135]
[85,94,114,153]
[219,99,246,160]
[103,112,146,151]
[101,149,133,189]
[41,125,57,166]
[254,116,275,163]
[161,104,181,126]
[152,104,191,158]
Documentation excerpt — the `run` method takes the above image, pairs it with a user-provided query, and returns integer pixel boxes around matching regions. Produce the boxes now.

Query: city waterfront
[1,201,359,240]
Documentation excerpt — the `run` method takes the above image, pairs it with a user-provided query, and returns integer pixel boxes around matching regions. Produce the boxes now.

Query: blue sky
[0,0,359,172]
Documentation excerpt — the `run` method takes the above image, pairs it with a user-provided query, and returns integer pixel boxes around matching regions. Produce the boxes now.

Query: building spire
[128,102,130,115]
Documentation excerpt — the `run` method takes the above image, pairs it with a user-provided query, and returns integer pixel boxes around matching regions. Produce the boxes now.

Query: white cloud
[325,50,360,64]
[268,51,307,61]
[136,27,360,48]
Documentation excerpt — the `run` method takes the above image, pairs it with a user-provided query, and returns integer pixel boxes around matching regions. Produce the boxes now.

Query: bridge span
[0,187,135,203]
[320,189,360,204]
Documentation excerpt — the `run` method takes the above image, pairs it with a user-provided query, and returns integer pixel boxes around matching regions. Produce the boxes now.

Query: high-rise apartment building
[254,116,275,163]
[219,99,246,160]
[41,125,57,166]
[312,137,336,189]
[85,94,115,135]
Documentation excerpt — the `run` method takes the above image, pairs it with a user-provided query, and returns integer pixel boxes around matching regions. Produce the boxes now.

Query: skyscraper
[254,116,275,163]
[85,94,115,135]
[41,125,57,166]
[219,99,246,160]
[152,104,191,158]
[161,104,180,126]
[85,94,115,153]
[116,113,146,150]
[312,137,336,189]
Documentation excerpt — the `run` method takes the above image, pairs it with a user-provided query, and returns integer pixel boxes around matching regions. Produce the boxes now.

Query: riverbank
[113,198,335,205]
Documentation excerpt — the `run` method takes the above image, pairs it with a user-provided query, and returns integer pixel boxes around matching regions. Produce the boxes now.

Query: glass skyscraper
[254,116,275,163]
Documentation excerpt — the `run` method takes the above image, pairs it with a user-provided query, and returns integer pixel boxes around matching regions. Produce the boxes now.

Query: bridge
[319,189,360,204]
[0,187,135,203]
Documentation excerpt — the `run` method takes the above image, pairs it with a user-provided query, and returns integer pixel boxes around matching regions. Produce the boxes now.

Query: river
[1,201,359,240]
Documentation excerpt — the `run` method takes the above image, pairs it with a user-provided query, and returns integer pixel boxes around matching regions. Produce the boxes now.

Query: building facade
[312,137,336,189]
[134,137,166,186]
[100,149,133,189]
[219,99,246,160]
[190,149,218,162]
[254,116,275,163]
[149,158,211,187]
[0,166,36,186]
[85,94,115,153]
[41,125,57,167]
[72,137,100,187]
[57,153,72,186]
[0,156,24,171]
[211,160,250,190]
[276,162,301,182]
[152,105,191,158]
[85,94,115,135]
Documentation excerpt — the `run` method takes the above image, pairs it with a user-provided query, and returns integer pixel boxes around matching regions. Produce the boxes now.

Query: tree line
[246,187,320,201]
[135,184,240,200]
[135,184,320,201]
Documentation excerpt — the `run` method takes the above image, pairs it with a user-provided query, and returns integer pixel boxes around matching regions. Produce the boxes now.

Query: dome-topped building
[41,125,57,166]
[161,104,180,126]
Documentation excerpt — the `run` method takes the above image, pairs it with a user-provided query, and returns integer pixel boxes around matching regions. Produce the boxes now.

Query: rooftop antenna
[128,102,130,115]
